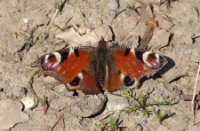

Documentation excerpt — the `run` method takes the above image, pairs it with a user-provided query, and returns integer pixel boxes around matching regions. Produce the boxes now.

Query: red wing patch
[33,49,91,83]
[113,50,145,80]
[107,70,122,92]
[79,69,102,94]
[53,50,90,82]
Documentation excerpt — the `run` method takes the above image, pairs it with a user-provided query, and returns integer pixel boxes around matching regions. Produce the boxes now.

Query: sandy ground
[1,0,200,130]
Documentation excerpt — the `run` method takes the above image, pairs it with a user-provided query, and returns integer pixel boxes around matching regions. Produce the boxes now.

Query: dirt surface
[1,0,200,130]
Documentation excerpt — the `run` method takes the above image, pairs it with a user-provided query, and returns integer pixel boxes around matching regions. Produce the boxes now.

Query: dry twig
[191,62,200,123]
[49,113,64,131]
[183,94,200,101]
[139,19,158,50]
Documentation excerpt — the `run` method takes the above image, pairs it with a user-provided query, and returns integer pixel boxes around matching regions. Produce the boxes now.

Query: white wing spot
[142,51,152,67]
[155,54,160,63]
[130,49,135,55]
[51,52,61,68]
[77,72,83,80]
[69,48,74,56]
[120,73,125,82]
[44,54,49,64]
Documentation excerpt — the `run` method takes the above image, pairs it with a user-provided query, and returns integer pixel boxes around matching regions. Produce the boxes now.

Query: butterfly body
[32,37,167,94]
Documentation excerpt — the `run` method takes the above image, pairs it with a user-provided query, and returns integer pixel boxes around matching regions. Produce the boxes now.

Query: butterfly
[32,35,167,94]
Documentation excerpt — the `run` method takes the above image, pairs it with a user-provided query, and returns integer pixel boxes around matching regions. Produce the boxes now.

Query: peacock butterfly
[32,35,167,94]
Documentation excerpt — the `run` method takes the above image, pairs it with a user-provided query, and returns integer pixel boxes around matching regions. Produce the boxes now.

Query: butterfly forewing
[112,47,167,81]
[32,48,92,83]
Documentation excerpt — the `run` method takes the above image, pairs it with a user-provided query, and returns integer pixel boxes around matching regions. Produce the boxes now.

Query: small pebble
[106,92,129,112]
[21,96,35,110]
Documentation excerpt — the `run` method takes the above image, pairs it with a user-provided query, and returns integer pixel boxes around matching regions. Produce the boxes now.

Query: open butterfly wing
[108,48,167,91]
[33,48,91,82]
[32,48,103,94]
[112,49,146,80]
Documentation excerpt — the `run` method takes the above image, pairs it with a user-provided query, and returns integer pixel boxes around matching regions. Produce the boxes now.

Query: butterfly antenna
[79,11,100,39]
[103,14,116,41]
[103,9,125,41]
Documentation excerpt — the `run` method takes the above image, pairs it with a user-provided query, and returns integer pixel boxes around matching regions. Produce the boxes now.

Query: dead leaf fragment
[0,99,29,130]
[106,93,129,112]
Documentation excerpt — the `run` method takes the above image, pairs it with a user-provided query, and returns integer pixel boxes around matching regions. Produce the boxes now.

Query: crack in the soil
[17,24,45,61]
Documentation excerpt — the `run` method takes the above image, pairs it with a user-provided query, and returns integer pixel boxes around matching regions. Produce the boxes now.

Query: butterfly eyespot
[68,72,83,87]
[149,53,156,58]
[123,75,135,86]
[69,77,80,86]
[40,52,62,70]
[143,51,161,69]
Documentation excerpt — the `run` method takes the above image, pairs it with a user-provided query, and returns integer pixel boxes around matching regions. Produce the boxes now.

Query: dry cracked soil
[1,0,200,131]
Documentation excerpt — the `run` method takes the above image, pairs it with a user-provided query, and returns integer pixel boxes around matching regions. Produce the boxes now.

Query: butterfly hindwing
[106,65,122,92]
[79,67,103,94]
